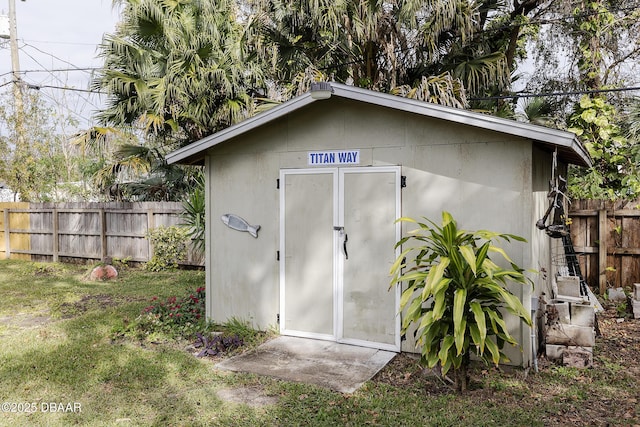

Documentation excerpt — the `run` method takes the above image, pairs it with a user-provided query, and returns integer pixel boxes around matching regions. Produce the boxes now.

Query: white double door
[279,167,401,351]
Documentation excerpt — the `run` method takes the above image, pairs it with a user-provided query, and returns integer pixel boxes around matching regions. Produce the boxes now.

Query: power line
[505,4,640,28]
[25,84,105,94]
[469,86,640,101]
[20,39,103,47]
[0,68,100,78]
[32,87,98,126]
[21,42,93,73]
[19,48,101,109]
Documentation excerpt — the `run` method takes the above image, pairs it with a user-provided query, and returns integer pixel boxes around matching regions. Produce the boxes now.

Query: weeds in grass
[117,287,207,340]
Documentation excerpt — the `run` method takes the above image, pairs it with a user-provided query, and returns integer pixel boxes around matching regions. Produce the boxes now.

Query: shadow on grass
[0,306,243,426]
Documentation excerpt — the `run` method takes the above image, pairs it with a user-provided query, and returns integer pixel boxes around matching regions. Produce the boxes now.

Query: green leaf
[469,322,481,351]
[405,297,423,324]
[579,95,594,109]
[469,301,487,352]
[488,245,514,263]
[423,258,450,298]
[432,287,448,320]
[438,335,455,368]
[485,337,501,365]
[568,127,584,136]
[389,247,413,278]
[453,288,467,353]
[486,310,518,345]
[594,116,609,127]
[475,242,490,271]
[459,245,477,275]
[418,311,436,336]
[580,109,597,123]
[426,348,440,368]
[399,284,417,310]
[498,288,532,326]
[396,271,428,285]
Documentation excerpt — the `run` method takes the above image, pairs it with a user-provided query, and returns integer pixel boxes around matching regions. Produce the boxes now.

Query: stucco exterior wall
[205,97,549,366]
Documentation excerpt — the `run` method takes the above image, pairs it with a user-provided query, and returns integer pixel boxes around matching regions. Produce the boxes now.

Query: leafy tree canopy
[0,91,97,202]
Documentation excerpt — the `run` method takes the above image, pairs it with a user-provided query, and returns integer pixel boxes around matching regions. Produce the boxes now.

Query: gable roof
[166,82,591,167]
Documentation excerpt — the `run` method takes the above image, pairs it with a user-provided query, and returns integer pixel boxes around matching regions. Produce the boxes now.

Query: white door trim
[279,166,401,351]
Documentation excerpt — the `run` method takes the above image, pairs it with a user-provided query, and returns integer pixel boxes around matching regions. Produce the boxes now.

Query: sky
[0,0,121,130]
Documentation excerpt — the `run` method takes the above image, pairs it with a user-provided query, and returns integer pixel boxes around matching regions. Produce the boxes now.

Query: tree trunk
[454,366,468,393]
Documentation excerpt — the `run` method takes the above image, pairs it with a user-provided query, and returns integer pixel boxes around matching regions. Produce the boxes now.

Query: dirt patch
[58,294,144,318]
[216,386,279,407]
[0,311,51,331]
[0,294,146,332]
[595,306,640,374]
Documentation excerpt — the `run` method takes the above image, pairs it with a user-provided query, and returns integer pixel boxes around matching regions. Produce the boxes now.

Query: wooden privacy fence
[569,199,640,294]
[2,199,638,282]
[0,202,202,266]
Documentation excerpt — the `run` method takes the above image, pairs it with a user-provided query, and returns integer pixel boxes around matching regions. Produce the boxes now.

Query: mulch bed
[372,303,640,425]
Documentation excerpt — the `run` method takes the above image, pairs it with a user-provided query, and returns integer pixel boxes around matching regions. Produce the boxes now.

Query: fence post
[52,208,59,262]
[100,209,107,261]
[147,209,155,260]
[3,209,9,260]
[598,208,607,294]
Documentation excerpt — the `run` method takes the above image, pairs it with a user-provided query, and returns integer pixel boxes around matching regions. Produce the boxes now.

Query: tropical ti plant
[389,212,532,392]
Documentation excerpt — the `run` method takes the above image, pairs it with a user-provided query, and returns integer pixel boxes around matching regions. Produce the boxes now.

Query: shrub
[146,226,188,271]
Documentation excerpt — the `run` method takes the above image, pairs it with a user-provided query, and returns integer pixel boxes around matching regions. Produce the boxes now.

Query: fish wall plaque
[221,214,260,238]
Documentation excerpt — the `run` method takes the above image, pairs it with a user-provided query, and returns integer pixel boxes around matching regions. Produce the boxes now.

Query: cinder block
[568,345,592,354]
[556,295,590,304]
[557,276,581,297]
[546,324,595,347]
[633,299,640,319]
[562,347,593,368]
[546,300,570,324]
[545,345,592,362]
[545,344,567,360]
[634,283,640,301]
[608,287,627,302]
[571,304,595,327]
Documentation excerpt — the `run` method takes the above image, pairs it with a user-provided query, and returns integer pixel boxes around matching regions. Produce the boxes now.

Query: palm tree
[94,0,263,146]
[88,0,264,201]
[518,97,557,127]
[251,0,545,100]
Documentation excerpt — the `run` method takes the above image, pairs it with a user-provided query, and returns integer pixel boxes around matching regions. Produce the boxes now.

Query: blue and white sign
[308,150,360,166]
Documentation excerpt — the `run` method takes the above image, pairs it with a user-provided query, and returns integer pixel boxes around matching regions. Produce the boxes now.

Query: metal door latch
[333,226,348,259]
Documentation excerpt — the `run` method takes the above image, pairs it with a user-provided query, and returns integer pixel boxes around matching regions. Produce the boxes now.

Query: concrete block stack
[544,276,596,368]
[633,283,640,319]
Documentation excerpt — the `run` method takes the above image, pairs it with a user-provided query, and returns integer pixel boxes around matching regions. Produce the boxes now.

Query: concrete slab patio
[215,336,397,393]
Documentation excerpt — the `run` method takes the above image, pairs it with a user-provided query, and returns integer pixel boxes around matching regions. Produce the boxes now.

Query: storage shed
[167,83,591,366]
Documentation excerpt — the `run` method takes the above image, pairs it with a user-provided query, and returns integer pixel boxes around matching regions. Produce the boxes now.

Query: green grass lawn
[0,259,638,426]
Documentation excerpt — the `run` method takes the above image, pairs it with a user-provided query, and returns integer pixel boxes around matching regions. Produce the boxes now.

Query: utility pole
[8,0,26,150]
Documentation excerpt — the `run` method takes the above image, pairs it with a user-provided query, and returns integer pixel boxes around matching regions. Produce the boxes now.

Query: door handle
[343,233,348,260]
[333,226,348,260]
